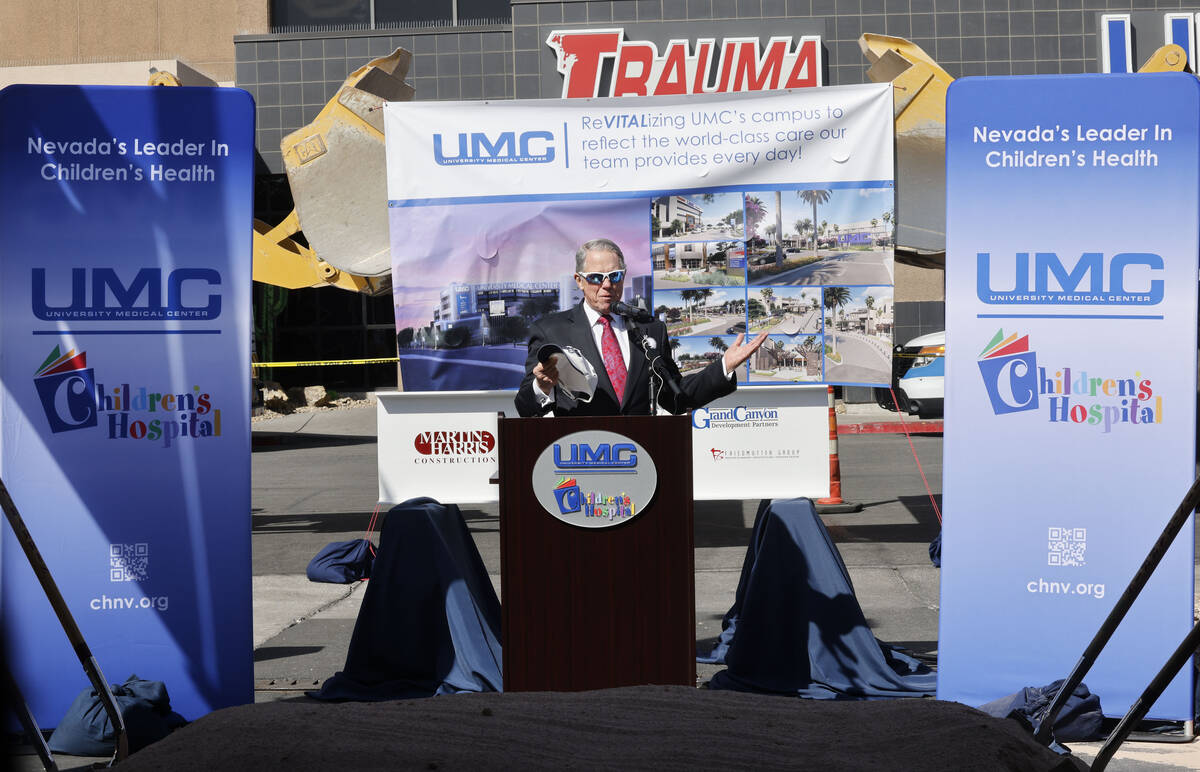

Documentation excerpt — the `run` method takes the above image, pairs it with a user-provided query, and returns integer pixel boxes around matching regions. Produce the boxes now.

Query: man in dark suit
[515,238,767,417]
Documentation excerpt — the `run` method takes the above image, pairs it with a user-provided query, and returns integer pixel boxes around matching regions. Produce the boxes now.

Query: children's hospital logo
[977,329,1038,415]
[34,346,98,433]
[978,330,1162,431]
[33,345,223,446]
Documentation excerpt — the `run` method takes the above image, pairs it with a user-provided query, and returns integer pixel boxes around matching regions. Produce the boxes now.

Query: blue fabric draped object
[306,538,375,583]
[48,674,187,756]
[978,679,1104,742]
[309,497,503,700]
[700,498,937,699]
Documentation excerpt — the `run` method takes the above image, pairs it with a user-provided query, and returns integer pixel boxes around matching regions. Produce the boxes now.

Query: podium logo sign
[531,430,657,529]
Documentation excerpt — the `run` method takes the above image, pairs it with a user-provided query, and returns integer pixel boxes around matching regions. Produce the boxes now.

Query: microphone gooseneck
[611,300,655,323]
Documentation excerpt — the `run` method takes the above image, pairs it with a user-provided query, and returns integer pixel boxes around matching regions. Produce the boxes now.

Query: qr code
[109,543,149,582]
[1048,527,1086,567]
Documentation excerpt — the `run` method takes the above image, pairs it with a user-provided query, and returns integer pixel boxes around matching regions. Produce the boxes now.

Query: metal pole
[0,476,128,765]
[1090,621,1200,771]
[1033,473,1200,745]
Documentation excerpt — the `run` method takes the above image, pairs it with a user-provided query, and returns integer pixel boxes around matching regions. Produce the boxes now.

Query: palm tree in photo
[744,195,766,240]
[709,336,729,353]
[696,287,714,320]
[765,223,777,243]
[774,190,784,265]
[882,208,893,244]
[680,289,700,322]
[824,286,851,354]
[759,287,774,314]
[795,218,812,248]
[798,189,832,254]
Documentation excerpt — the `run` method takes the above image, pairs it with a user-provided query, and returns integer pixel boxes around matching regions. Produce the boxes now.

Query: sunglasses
[577,269,626,285]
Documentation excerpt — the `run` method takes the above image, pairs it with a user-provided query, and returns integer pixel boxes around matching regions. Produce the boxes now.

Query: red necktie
[598,314,626,404]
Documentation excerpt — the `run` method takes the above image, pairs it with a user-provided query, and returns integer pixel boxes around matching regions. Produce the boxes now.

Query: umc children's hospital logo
[34,346,97,433]
[979,330,1162,431]
[531,430,657,528]
[33,345,223,446]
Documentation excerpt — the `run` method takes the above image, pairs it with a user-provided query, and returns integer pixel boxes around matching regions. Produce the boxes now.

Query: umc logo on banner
[976,252,1164,306]
[33,346,98,433]
[32,267,223,320]
[977,330,1038,415]
[432,131,556,166]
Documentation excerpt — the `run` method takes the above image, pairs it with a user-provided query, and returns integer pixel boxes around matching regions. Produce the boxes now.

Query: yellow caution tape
[253,357,399,368]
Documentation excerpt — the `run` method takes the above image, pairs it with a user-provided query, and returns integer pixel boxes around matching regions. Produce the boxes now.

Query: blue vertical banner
[0,86,254,725]
[941,74,1198,719]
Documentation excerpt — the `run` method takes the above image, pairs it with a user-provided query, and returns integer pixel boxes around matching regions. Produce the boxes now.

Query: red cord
[889,387,943,524]
[365,501,383,535]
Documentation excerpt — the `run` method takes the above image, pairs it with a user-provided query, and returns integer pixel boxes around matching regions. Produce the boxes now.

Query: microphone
[611,300,655,323]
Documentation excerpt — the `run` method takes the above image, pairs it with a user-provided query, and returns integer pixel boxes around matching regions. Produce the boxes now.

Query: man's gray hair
[575,239,626,273]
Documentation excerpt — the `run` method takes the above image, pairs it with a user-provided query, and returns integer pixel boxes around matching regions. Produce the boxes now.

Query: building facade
[3,1,1195,388]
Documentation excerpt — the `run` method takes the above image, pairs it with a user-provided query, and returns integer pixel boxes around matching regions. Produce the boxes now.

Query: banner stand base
[815,501,864,514]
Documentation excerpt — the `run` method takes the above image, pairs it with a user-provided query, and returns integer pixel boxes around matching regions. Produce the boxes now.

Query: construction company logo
[706,447,807,462]
[979,330,1160,431]
[412,429,496,464]
[432,130,556,166]
[547,28,822,99]
[692,405,779,429]
[32,266,223,321]
[33,345,223,446]
[976,251,1163,306]
[530,429,656,528]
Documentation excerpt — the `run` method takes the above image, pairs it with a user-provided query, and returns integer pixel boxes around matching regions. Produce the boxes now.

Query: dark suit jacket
[514,303,736,417]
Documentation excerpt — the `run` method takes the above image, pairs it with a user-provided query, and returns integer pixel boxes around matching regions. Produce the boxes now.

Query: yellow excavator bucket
[248,48,413,294]
[278,48,413,285]
[859,34,953,265]
[1138,43,1189,73]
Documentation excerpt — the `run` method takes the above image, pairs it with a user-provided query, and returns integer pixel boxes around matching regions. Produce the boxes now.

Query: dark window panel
[375,0,454,24]
[272,0,369,28]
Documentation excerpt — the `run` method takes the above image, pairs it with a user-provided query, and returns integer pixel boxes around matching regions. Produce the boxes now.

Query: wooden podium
[497,414,695,692]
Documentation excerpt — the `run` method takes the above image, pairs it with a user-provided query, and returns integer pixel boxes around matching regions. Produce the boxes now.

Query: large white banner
[386,86,890,203]
[940,73,1197,719]
[383,86,897,393]
[376,386,829,504]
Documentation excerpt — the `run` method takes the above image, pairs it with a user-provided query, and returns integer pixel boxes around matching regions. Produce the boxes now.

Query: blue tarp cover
[309,498,502,700]
[701,498,937,699]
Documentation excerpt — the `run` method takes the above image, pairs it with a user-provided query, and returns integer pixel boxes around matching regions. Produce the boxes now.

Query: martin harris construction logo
[979,330,1162,431]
